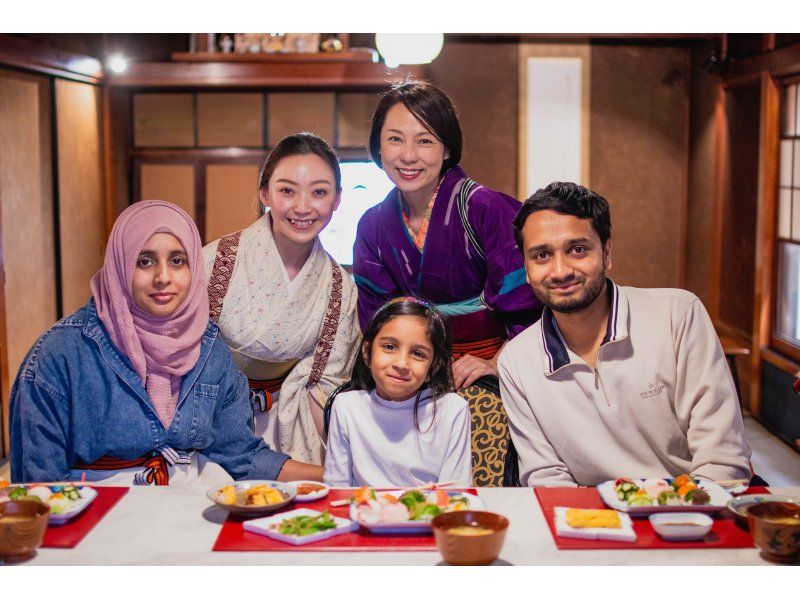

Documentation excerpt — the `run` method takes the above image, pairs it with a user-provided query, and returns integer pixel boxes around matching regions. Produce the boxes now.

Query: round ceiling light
[375,33,444,67]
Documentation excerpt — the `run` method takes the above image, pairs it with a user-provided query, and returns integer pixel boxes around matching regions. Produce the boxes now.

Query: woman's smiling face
[260,154,341,250]
[379,103,449,203]
[131,232,191,317]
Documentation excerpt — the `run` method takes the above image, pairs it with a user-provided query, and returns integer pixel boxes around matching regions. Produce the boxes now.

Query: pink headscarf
[90,200,210,428]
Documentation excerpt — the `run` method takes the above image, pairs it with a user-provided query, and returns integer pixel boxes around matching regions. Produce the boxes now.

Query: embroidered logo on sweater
[640,382,666,399]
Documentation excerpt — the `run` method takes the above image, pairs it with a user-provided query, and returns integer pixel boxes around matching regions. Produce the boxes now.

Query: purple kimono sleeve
[468,187,542,339]
[353,209,398,332]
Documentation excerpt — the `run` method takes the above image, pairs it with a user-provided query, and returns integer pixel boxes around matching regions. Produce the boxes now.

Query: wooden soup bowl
[747,502,800,564]
[0,500,51,563]
[432,510,509,566]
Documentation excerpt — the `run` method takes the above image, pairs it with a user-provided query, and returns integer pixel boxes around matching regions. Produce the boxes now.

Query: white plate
[243,508,357,545]
[597,479,732,516]
[207,480,296,516]
[350,490,485,534]
[289,481,330,503]
[554,507,637,543]
[5,485,98,525]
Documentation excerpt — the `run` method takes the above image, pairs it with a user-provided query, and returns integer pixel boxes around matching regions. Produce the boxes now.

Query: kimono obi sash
[452,336,505,361]
[76,446,191,486]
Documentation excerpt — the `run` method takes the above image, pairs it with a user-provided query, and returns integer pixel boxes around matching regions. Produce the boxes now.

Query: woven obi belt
[77,445,191,486]
[242,359,299,414]
[435,297,505,360]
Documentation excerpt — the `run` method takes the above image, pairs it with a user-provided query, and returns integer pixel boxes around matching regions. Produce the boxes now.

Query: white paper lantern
[375,33,444,67]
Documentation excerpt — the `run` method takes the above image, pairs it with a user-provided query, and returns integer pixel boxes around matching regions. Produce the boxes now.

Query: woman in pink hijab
[9,200,322,485]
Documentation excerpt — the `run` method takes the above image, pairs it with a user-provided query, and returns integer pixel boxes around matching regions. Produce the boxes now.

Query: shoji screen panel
[0,69,57,456]
[205,164,260,242]
[268,93,335,146]
[133,94,195,148]
[197,93,263,147]
[140,163,196,219]
[55,79,106,315]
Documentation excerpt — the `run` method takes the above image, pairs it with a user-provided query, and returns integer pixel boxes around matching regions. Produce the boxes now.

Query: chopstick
[328,480,459,507]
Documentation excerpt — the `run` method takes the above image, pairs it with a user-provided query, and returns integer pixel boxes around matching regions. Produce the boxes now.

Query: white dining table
[21,486,800,565]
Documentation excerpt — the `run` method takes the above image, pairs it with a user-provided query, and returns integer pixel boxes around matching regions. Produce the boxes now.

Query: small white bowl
[289,481,330,503]
[649,512,713,541]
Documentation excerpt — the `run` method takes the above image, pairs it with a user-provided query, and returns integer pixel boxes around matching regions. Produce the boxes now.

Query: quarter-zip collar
[540,279,629,375]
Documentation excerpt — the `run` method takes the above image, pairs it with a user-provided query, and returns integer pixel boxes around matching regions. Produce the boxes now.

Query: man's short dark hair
[512,182,612,252]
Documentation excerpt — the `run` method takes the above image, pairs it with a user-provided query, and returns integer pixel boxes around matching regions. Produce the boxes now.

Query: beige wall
[589,45,690,289]
[428,41,519,197]
[685,45,718,310]
[0,69,58,455]
[56,79,106,315]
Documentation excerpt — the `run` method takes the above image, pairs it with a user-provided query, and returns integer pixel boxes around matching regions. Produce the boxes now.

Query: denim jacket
[10,299,290,483]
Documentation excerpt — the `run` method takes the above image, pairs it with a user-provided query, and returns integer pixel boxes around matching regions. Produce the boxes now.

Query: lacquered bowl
[0,500,50,562]
[432,510,509,566]
[747,502,800,564]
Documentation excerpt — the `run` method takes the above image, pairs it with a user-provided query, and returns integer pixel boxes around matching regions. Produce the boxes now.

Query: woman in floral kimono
[203,133,360,466]
[353,81,542,485]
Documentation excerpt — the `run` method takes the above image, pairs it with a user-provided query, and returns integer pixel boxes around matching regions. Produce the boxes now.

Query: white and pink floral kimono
[203,214,360,465]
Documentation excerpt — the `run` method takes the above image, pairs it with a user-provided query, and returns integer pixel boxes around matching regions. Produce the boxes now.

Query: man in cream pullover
[499,182,751,487]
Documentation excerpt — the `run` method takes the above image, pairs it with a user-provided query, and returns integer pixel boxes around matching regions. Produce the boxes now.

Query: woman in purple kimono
[352,81,542,486]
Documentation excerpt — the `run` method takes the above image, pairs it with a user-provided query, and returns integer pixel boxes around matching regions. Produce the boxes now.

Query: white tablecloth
[23,486,800,565]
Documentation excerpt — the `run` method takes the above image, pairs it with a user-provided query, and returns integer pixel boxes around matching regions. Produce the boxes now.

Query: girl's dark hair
[258,131,342,193]
[351,297,454,431]
[369,80,462,175]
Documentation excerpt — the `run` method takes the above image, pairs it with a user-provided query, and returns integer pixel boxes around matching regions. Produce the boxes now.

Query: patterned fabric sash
[207,233,343,391]
[247,376,286,412]
[452,336,505,361]
[208,231,242,322]
[78,445,192,486]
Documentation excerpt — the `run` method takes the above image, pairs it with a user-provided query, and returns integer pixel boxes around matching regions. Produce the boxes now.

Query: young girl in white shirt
[323,297,472,487]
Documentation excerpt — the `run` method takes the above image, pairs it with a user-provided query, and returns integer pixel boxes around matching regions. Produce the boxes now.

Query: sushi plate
[350,490,485,534]
[597,479,732,516]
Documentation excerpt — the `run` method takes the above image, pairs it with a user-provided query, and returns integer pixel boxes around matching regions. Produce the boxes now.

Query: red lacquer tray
[213,488,477,552]
[534,486,767,550]
[43,486,129,548]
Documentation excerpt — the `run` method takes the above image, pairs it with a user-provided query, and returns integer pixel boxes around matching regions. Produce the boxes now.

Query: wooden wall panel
[268,93,334,147]
[133,93,194,147]
[719,83,760,337]
[589,46,690,289]
[197,93,263,147]
[0,69,57,456]
[56,79,105,315]
[428,41,519,197]
[140,163,196,219]
[337,92,377,148]
[685,44,718,309]
[205,164,260,242]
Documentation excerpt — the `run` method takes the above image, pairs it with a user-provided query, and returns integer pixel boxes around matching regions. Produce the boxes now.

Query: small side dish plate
[290,481,330,503]
[243,508,357,545]
[727,494,800,520]
[649,512,713,541]
[207,480,296,516]
[554,507,636,542]
[351,490,485,534]
[597,479,732,516]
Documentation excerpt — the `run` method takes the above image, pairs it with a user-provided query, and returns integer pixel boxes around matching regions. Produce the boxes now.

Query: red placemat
[534,486,768,550]
[43,486,129,548]
[213,488,477,552]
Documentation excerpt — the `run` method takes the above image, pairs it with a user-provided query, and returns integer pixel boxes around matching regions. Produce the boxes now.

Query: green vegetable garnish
[8,487,28,500]
[277,511,337,537]
[398,490,426,512]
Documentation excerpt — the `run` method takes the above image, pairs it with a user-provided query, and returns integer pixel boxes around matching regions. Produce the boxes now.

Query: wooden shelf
[107,61,424,89]
[171,50,377,63]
